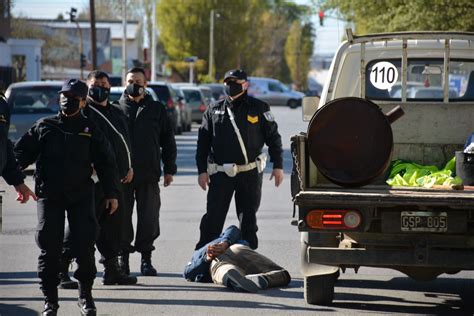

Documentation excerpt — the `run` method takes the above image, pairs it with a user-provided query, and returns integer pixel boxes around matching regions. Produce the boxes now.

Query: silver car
[247,76,305,108]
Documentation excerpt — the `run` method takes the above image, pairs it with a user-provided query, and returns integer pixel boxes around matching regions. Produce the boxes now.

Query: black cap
[223,69,247,82]
[58,79,88,98]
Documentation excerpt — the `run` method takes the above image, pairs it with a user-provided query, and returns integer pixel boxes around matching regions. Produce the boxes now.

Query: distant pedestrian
[14,79,120,316]
[117,67,177,276]
[195,69,284,250]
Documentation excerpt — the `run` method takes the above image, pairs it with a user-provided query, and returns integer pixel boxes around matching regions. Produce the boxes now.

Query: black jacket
[196,94,283,174]
[83,101,132,179]
[14,113,119,199]
[117,93,177,183]
[0,94,25,186]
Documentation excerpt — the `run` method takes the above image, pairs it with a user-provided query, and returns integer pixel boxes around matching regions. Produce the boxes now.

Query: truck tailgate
[295,186,474,207]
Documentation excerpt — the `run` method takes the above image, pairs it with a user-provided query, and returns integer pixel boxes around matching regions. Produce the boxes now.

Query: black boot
[42,288,59,316]
[118,252,130,275]
[103,257,137,285]
[58,256,78,289]
[140,252,157,276]
[77,282,96,316]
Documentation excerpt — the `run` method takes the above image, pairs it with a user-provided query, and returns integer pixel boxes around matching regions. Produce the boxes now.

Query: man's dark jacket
[196,94,283,174]
[14,113,119,199]
[0,94,24,186]
[117,93,177,183]
[83,100,132,179]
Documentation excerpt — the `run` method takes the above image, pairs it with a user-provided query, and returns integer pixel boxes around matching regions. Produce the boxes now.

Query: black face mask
[226,82,243,97]
[59,95,80,115]
[88,86,110,103]
[126,83,144,97]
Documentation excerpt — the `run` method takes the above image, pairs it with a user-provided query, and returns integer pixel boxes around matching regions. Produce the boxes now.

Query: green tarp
[386,157,463,187]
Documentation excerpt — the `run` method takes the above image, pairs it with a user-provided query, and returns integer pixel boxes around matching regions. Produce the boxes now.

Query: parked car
[5,81,63,140]
[172,87,192,132]
[146,81,183,134]
[176,86,207,124]
[198,86,215,106]
[247,76,305,108]
[201,83,226,101]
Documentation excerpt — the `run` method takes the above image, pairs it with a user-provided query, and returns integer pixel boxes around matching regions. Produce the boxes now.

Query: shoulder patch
[263,111,275,122]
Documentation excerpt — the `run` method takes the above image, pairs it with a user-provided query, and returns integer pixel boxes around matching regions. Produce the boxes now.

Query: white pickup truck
[291,29,474,305]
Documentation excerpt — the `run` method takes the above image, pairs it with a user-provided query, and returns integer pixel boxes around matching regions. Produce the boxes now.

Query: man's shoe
[103,257,137,285]
[78,282,96,316]
[140,252,157,276]
[58,257,78,289]
[245,274,269,290]
[42,301,59,316]
[118,253,130,275]
[223,269,259,293]
[78,297,96,316]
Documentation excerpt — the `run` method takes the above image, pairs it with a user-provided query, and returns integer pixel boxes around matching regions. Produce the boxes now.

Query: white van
[247,76,305,108]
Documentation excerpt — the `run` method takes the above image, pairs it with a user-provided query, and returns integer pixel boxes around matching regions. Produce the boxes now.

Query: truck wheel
[304,272,337,305]
[287,99,299,109]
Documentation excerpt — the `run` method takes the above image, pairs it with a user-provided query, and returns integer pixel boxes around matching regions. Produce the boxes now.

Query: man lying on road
[184,225,290,292]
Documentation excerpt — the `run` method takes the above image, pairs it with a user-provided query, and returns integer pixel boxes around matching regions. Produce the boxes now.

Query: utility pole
[69,7,84,79]
[208,9,214,81]
[122,0,127,84]
[151,0,156,82]
[90,0,97,69]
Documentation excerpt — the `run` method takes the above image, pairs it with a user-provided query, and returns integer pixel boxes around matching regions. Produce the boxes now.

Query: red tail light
[306,210,361,230]
[167,98,174,108]
[199,103,206,112]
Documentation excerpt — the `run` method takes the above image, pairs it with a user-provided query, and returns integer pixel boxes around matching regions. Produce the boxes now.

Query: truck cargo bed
[295,185,474,207]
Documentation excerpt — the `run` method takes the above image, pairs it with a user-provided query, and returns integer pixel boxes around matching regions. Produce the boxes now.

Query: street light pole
[208,9,214,80]
[151,0,157,82]
[75,20,84,80]
[121,0,127,84]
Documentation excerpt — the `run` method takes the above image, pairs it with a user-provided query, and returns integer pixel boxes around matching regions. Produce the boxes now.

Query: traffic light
[319,10,324,26]
[69,7,77,22]
[80,53,86,68]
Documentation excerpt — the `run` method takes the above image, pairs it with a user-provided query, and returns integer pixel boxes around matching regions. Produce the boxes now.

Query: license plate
[400,211,448,232]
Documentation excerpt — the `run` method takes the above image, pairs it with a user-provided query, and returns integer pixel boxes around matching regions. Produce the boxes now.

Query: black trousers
[36,185,97,292]
[196,169,263,250]
[64,182,125,262]
[121,180,161,254]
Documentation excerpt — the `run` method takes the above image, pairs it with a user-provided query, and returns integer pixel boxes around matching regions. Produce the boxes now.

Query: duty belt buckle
[223,163,238,177]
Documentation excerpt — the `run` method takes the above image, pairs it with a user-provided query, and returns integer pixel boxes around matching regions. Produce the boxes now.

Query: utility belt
[208,153,267,177]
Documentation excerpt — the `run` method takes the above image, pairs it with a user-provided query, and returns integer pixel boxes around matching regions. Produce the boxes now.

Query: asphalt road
[1,106,474,315]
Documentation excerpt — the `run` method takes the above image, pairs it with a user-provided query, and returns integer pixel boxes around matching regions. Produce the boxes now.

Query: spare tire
[307,97,398,187]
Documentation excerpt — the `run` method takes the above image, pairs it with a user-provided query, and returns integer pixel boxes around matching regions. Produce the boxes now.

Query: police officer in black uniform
[195,69,284,250]
[59,71,137,287]
[14,79,120,316]
[117,67,177,276]
[0,92,36,202]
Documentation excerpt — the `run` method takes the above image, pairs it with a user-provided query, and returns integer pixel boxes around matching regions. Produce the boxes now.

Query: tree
[284,21,314,90]
[77,0,143,21]
[324,0,474,34]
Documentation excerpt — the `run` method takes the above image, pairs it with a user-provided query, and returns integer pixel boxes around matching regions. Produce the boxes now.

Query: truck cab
[292,29,474,305]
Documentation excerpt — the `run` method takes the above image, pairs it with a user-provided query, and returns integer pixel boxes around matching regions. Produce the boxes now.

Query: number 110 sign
[369,61,399,90]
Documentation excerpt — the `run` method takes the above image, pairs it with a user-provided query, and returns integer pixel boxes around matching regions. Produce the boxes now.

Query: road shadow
[329,276,474,315]
[0,303,37,316]
[0,271,38,286]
